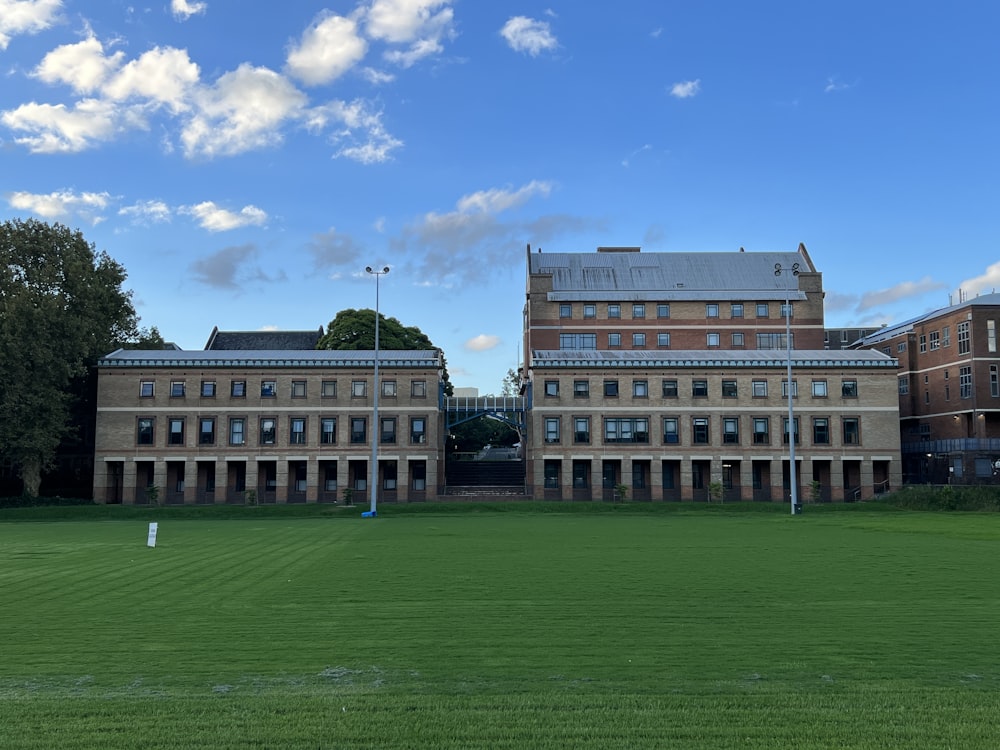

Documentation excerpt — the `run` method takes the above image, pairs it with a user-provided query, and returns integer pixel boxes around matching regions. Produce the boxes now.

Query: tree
[317,308,453,395]
[0,219,141,496]
[500,367,521,396]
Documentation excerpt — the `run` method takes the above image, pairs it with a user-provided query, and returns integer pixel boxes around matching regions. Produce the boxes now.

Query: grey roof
[531,349,897,369]
[859,292,1000,346]
[205,327,324,350]
[99,349,440,368]
[529,249,812,302]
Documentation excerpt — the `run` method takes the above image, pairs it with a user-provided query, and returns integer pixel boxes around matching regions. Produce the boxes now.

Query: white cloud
[1,98,123,153]
[456,180,553,214]
[824,76,851,93]
[0,0,61,50]
[32,36,124,94]
[286,11,368,86]
[669,79,700,98]
[956,261,1000,299]
[119,199,171,224]
[361,67,395,84]
[171,0,206,21]
[500,16,557,57]
[365,0,455,67]
[103,46,200,113]
[7,188,110,224]
[857,277,946,311]
[313,98,403,163]
[181,64,307,158]
[182,201,268,232]
[464,334,500,352]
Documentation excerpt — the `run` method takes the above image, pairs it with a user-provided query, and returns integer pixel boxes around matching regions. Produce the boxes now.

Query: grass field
[2,504,999,748]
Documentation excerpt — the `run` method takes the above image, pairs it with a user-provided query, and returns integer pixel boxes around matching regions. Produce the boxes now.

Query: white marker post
[146,522,158,548]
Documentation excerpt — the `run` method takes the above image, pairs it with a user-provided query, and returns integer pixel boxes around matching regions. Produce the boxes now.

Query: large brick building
[855,293,1000,483]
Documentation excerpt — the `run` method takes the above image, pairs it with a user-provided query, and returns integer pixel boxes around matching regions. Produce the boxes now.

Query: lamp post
[775,262,800,515]
[364,265,389,517]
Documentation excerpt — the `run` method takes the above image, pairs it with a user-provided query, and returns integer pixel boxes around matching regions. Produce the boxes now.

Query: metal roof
[99,349,441,368]
[205,328,324,350]
[530,249,811,301]
[859,292,1000,346]
[531,349,897,369]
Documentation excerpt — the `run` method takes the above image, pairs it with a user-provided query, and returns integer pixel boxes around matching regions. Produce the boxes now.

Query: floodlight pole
[365,265,389,517]
[775,262,800,515]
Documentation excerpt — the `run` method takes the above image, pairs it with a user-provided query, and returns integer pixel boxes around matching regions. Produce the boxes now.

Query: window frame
[137,417,155,445]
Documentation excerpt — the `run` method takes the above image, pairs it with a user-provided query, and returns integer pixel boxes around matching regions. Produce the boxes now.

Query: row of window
[140,378,429,400]
[558,302,791,320]
[543,377,860,399]
[913,321,978,355]
[542,415,862,447]
[137,415,429,447]
[556,332,795,351]
[900,365,995,400]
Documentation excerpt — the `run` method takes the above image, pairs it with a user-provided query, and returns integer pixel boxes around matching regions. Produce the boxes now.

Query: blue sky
[2,1,998,392]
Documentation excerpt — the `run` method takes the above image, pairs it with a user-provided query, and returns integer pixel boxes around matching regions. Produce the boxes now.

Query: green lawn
[1,506,999,748]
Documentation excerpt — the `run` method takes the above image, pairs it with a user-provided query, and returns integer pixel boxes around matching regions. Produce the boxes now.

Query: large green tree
[317,308,453,395]
[0,219,141,496]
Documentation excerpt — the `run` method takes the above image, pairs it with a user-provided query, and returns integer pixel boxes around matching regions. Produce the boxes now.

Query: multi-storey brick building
[523,244,903,501]
[93,347,445,504]
[855,293,1000,483]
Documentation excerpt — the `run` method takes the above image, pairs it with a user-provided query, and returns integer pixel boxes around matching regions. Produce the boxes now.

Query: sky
[2,1,999,392]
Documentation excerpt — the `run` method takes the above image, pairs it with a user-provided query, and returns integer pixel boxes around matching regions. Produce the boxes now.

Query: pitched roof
[531,349,897,369]
[204,326,324,350]
[859,292,1000,346]
[98,349,440,368]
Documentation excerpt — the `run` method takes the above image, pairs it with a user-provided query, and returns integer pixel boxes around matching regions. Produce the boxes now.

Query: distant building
[824,327,881,350]
[854,293,1000,483]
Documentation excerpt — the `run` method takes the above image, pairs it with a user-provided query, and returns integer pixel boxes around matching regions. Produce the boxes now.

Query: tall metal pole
[365,265,389,517]
[775,262,800,515]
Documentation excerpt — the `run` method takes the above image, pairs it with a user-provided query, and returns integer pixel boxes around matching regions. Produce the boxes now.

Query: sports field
[1,504,999,748]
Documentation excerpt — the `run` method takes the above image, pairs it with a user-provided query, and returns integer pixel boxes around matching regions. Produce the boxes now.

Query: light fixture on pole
[775,261,800,515]
[363,265,389,518]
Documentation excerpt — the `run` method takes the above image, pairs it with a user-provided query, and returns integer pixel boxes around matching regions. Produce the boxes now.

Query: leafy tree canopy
[0,219,142,496]
[317,308,452,395]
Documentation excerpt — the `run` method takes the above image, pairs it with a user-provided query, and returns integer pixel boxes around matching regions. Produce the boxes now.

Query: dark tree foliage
[317,308,453,395]
[0,219,141,496]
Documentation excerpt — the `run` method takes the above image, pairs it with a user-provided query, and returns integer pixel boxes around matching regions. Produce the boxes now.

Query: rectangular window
[706,303,719,318]
[574,417,590,444]
[604,380,619,397]
[411,380,427,398]
[633,380,648,398]
[662,379,678,398]
[657,304,670,319]
[290,418,306,445]
[381,379,397,398]
[898,342,906,353]
[842,380,858,398]
[898,376,909,395]
[583,304,596,318]
[959,366,972,399]
[544,460,560,489]
[200,381,216,398]
[352,380,367,397]
[604,418,649,443]
[259,418,276,445]
[842,418,860,445]
[752,417,769,445]
[919,334,927,353]
[692,380,708,398]
[137,417,154,445]
[140,381,155,398]
[943,326,951,347]
[756,303,769,318]
[783,417,800,445]
[732,332,744,347]
[321,380,337,398]
[731,303,744,318]
[780,303,793,319]
[663,417,679,444]
[608,304,621,319]
[321,417,337,445]
[261,380,276,398]
[410,417,426,444]
[990,321,997,353]
[813,417,830,445]
[632,332,646,348]
[706,333,720,347]
[573,380,589,398]
[170,381,186,398]
[781,380,798,398]
[199,417,216,445]
[559,333,597,349]
[757,333,791,349]
[752,380,768,398]
[291,380,306,398]
[723,417,739,444]
[229,418,245,445]
[632,303,645,319]
[812,380,828,397]
[231,380,246,398]
[722,380,737,398]
[929,331,940,351]
[168,418,185,445]
[992,365,999,398]
[608,333,621,348]
[380,417,396,444]
[559,303,572,318]
[657,332,671,347]
[545,417,560,443]
[958,321,970,355]
[544,380,559,397]
[350,417,367,443]
[692,417,709,444]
